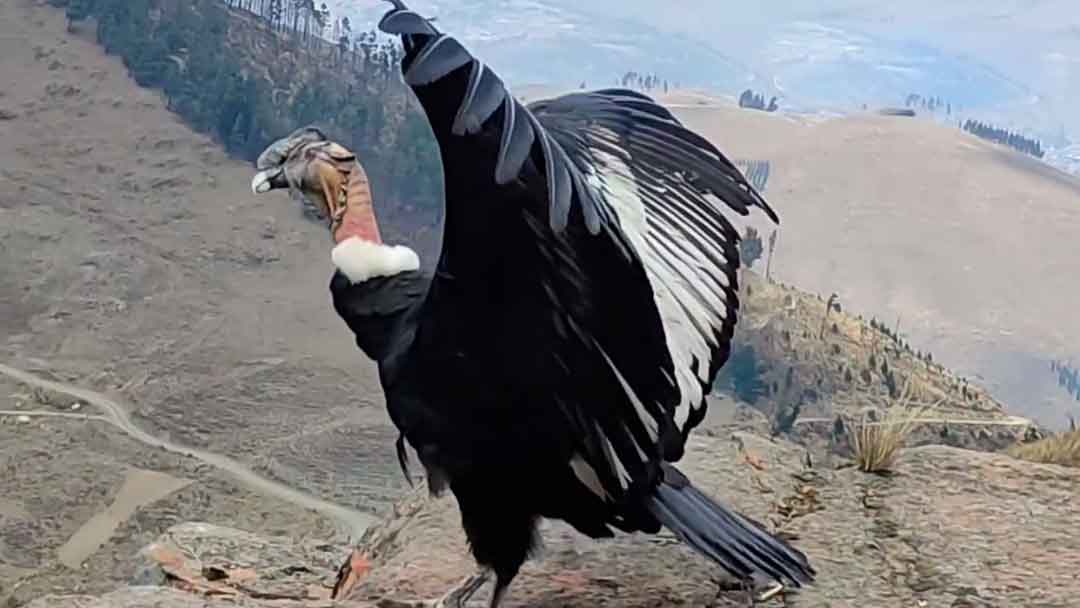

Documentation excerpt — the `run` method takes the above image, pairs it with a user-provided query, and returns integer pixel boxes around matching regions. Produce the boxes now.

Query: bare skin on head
[251,127,419,282]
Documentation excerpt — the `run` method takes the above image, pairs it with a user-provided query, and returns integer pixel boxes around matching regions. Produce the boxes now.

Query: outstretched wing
[379,6,775,499]
[527,90,777,435]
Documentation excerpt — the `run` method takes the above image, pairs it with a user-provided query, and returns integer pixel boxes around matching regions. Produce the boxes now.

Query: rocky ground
[25,431,1080,608]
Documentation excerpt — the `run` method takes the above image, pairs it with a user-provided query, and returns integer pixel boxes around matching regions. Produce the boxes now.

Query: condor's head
[251,126,420,284]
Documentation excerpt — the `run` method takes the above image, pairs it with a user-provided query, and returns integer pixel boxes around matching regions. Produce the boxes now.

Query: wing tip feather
[378,8,439,36]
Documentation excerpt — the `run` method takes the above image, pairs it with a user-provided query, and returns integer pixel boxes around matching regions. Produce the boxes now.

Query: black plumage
[328,2,816,605]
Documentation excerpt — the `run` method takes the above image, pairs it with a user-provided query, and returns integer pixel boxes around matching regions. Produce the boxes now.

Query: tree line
[615,71,670,93]
[962,120,1045,159]
[738,89,777,112]
[50,0,443,212]
[904,93,955,115]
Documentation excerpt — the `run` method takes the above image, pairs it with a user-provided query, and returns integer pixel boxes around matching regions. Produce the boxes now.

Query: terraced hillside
[723,272,1035,451]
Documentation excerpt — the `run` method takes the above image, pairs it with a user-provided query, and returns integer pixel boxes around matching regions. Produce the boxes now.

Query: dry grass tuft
[1007,429,1080,468]
[850,377,940,473]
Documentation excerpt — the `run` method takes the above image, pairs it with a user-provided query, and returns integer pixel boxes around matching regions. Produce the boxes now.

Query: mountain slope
[753,22,1029,110]
[337,0,752,91]
[727,272,1024,429]
[335,1,1047,115]
[0,1,411,592]
[335,0,1078,182]
[664,98,1080,427]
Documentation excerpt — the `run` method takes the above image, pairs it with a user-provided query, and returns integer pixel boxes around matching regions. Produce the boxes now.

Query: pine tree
[739,226,764,268]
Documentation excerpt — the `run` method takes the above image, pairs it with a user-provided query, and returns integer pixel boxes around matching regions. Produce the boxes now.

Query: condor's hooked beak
[251,166,288,194]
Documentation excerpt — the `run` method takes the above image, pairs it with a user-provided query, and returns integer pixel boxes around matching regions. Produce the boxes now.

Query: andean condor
[250,1,816,605]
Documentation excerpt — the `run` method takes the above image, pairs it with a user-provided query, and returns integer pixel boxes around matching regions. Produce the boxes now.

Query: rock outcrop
[724,273,1042,452]
[25,432,1080,608]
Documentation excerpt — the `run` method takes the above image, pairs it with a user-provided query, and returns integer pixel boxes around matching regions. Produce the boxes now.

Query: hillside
[338,0,1076,142]
[335,0,753,92]
[0,1,409,601]
[666,97,1080,428]
[47,0,442,217]
[719,271,1033,450]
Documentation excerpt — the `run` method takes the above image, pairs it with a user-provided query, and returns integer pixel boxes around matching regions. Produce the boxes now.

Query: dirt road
[0,362,376,539]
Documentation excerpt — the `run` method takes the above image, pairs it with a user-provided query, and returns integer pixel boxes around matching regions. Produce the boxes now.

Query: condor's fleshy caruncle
[251,2,815,605]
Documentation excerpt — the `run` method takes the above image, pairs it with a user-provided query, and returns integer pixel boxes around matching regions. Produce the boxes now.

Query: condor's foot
[755,580,785,603]
[719,574,789,607]
[429,570,491,607]
[331,548,493,608]
[382,570,490,608]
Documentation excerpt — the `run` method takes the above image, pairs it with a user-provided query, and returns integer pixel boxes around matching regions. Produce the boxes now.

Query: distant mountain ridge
[754,21,1029,110]
[334,0,1075,172]
[336,1,1031,108]
[336,0,753,91]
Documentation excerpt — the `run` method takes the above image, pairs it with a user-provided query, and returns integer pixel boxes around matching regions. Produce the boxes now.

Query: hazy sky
[344,0,1079,137]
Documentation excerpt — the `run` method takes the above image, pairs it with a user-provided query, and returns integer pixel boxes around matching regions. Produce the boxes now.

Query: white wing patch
[584,128,730,430]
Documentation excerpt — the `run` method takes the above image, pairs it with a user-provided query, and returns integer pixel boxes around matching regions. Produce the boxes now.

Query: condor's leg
[425,569,492,608]
[486,573,513,608]
[452,477,537,608]
[418,566,509,608]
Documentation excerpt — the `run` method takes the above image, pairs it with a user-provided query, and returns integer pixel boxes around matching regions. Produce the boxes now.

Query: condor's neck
[330,269,431,376]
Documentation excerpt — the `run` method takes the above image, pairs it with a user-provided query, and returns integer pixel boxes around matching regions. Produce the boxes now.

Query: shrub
[1007,429,1080,468]
[739,226,764,269]
[714,345,766,404]
[850,378,938,473]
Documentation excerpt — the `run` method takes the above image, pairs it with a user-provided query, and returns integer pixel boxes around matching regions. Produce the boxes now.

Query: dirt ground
[0,374,343,605]
[56,470,193,570]
[0,0,411,509]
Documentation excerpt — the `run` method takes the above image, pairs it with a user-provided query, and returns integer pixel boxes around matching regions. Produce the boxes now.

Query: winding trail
[0,362,376,539]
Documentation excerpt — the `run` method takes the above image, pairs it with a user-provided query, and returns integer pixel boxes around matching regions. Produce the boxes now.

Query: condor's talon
[756,581,785,603]
[415,570,491,608]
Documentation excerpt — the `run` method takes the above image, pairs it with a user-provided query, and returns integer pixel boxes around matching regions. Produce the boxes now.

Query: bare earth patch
[57,470,192,570]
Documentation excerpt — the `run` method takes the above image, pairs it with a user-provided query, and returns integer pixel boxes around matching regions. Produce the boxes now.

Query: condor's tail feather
[645,467,816,588]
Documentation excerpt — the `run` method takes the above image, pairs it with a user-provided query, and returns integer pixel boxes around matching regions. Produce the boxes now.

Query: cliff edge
[26,432,1080,608]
